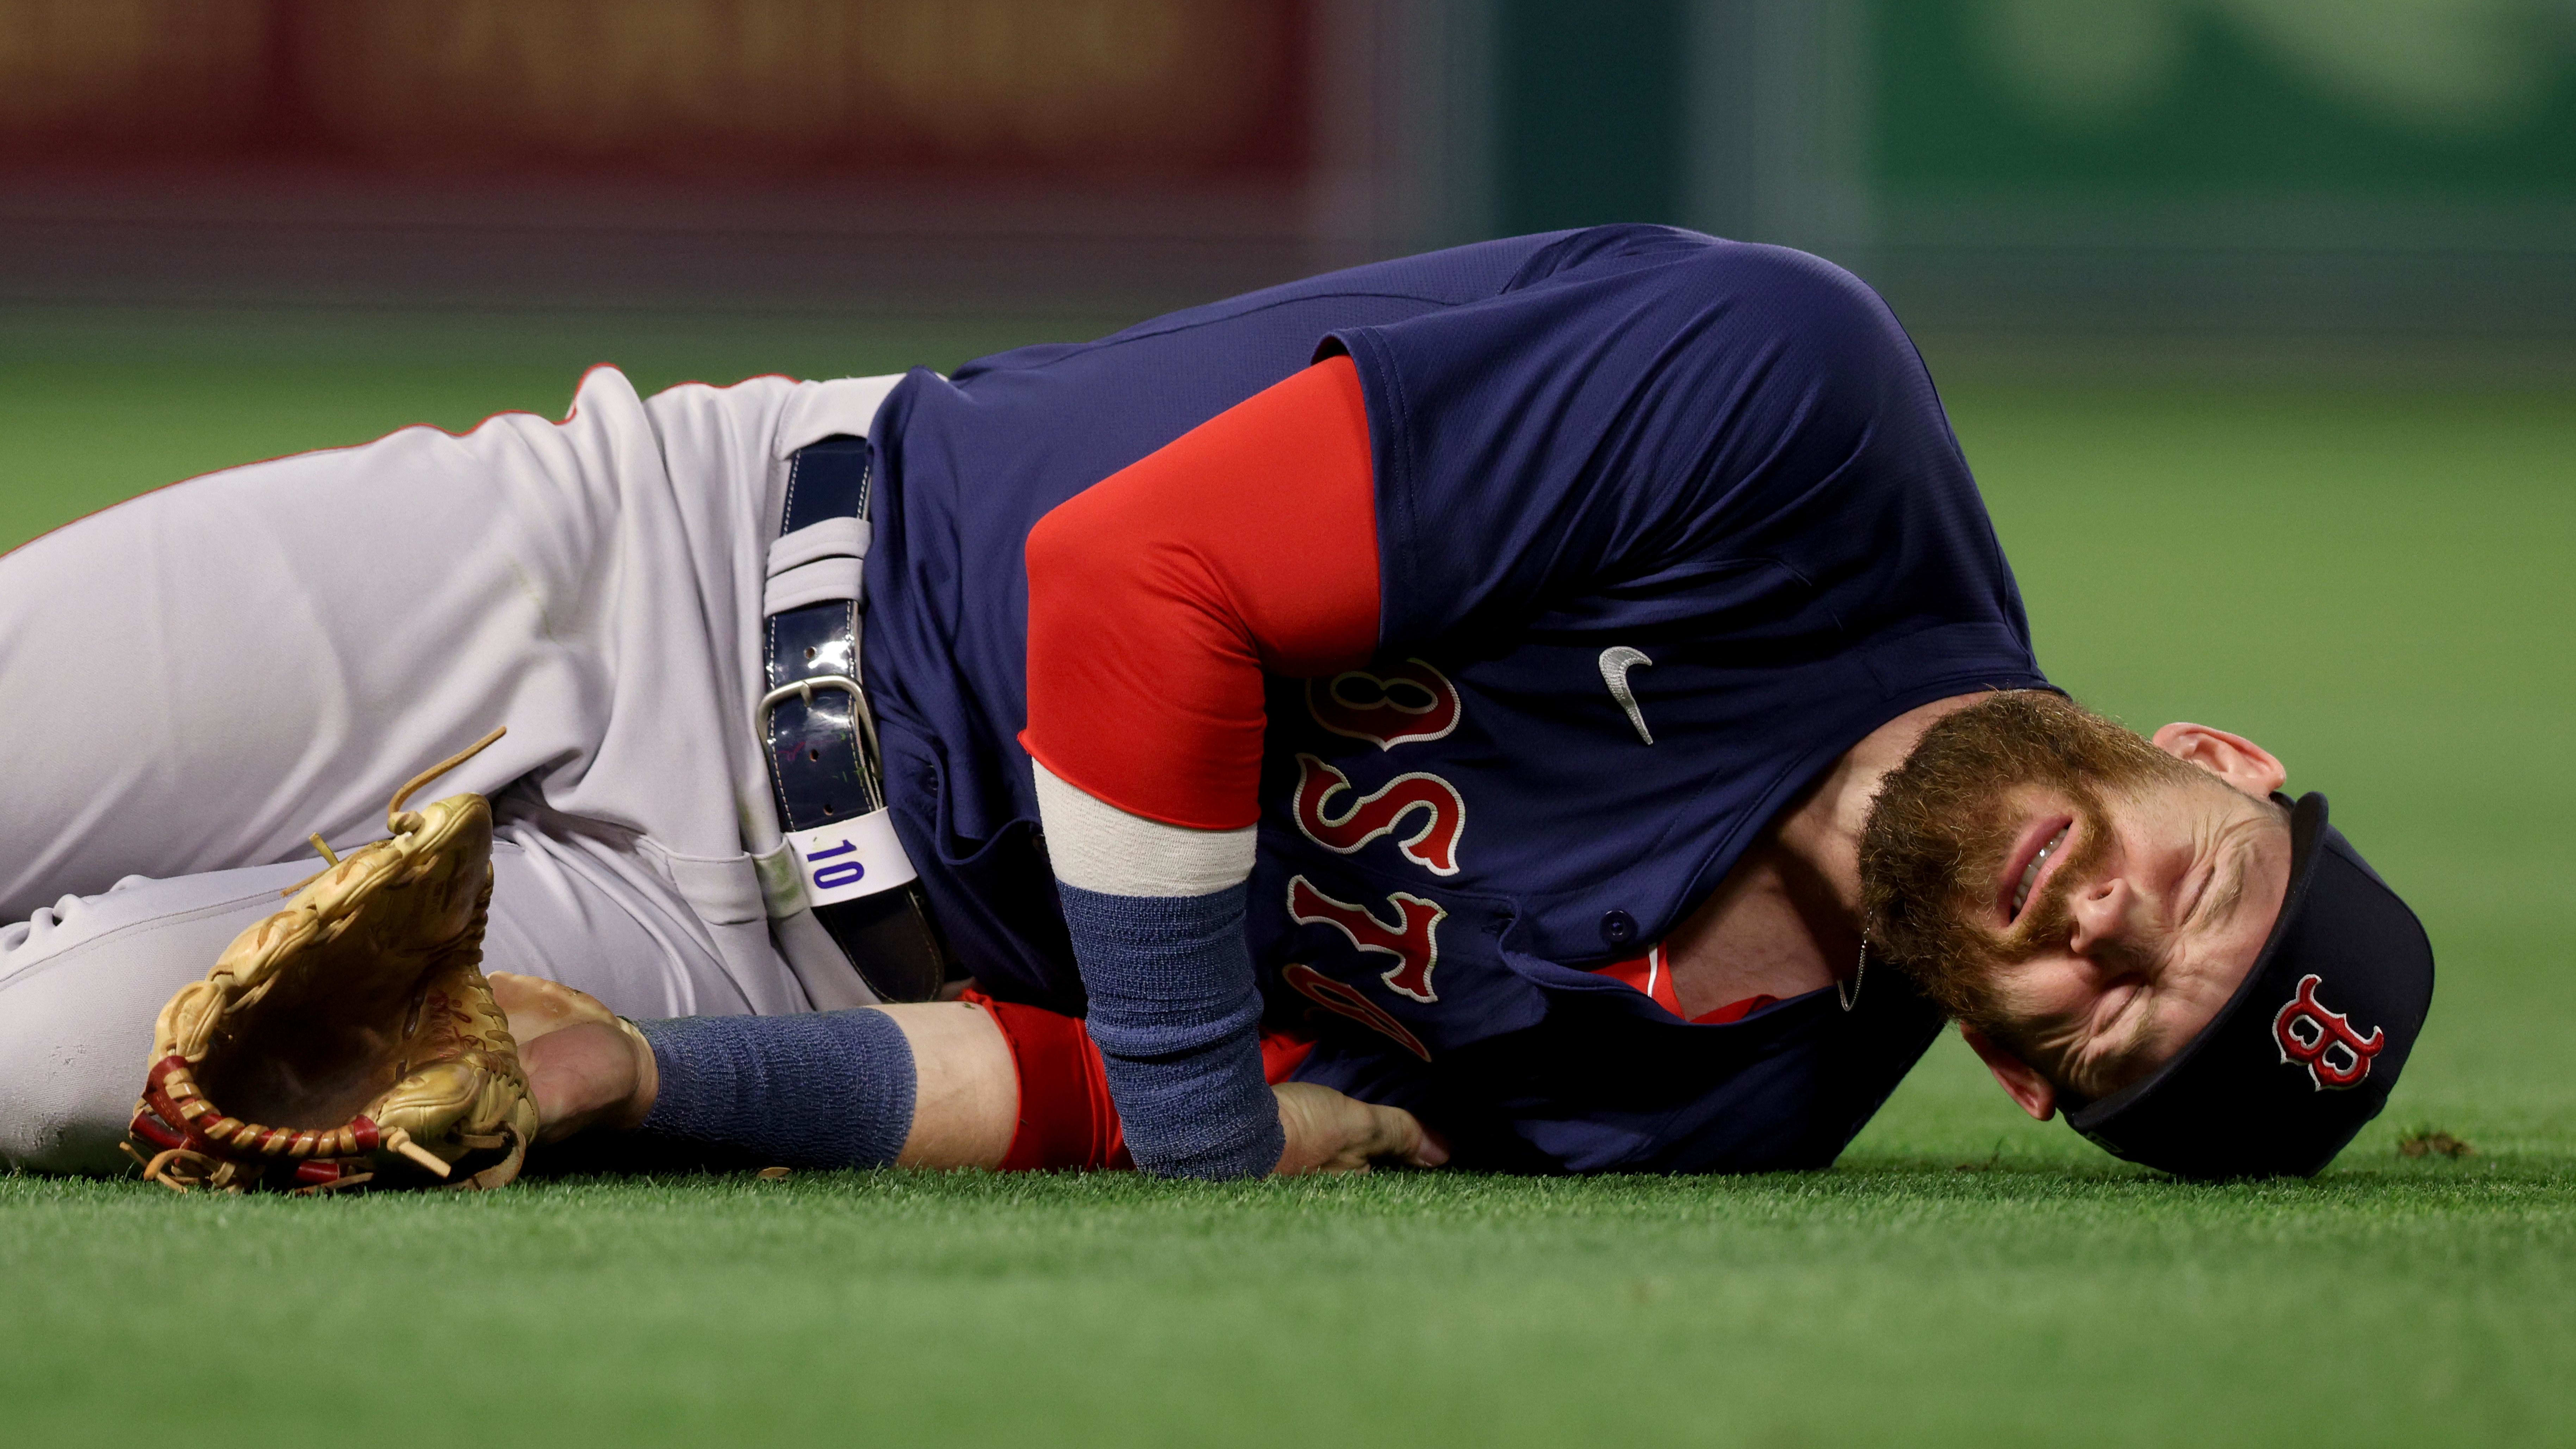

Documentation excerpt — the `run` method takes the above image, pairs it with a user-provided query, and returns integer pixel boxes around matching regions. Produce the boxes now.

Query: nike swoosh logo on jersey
[1598,646,1654,745]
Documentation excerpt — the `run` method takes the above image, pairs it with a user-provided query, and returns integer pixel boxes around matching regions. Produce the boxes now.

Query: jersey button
[1600,910,1638,947]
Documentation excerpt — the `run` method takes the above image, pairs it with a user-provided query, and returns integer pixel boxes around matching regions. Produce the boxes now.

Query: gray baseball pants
[0,365,902,1171]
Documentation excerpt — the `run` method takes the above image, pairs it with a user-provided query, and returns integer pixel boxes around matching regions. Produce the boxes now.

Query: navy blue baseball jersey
[863,225,2050,1172]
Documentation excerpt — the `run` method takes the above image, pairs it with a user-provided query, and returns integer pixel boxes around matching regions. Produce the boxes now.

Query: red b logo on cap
[2273,974,2384,1090]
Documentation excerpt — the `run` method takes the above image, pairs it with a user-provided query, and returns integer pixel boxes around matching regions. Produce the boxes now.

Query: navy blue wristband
[1058,880,1284,1179]
[633,1009,915,1169]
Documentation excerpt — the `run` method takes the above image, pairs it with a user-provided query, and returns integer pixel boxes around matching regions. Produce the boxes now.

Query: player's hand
[1270,1081,1450,1176]
[490,974,658,1142]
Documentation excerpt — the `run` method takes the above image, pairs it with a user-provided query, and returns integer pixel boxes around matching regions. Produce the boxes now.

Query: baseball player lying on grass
[0,228,2432,1188]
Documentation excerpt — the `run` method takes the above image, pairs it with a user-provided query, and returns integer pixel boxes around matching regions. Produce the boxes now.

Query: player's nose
[2064,874,2135,957]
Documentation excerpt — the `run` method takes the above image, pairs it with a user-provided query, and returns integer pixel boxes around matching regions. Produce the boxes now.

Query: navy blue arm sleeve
[1059,881,1283,1179]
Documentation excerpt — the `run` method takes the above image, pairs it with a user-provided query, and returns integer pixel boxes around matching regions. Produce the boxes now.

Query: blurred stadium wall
[0,0,1407,312]
[2,0,2571,335]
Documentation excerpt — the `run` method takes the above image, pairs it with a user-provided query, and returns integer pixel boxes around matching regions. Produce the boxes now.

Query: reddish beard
[1856,691,2195,1031]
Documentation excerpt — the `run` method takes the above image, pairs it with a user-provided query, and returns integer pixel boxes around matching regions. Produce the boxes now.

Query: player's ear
[2150,722,2286,800]
[1960,1024,2057,1121]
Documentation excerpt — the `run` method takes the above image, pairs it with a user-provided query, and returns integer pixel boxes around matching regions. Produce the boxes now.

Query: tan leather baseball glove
[126,728,540,1194]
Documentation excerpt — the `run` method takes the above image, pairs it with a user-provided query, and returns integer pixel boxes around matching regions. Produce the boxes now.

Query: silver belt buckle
[753,672,882,785]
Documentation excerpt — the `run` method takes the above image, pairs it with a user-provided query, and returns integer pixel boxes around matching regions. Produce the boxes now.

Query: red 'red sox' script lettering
[2273,974,2384,1089]
[1287,876,1446,1003]
[1292,754,1464,876]
[1307,658,1460,749]
[1280,964,1431,1061]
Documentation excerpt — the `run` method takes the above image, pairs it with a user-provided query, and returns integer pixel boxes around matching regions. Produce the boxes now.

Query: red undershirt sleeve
[1020,354,1380,832]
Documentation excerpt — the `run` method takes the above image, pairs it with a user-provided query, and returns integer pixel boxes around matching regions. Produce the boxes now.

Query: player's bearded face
[1855,691,2201,1032]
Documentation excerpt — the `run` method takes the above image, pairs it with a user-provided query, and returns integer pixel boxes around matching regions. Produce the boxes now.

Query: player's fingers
[1312,1092,1378,1174]
[1360,1101,1449,1169]
[1272,1083,1377,1175]
[1272,1084,1453,1174]
[1406,1120,1454,1169]
[1270,1084,1450,1175]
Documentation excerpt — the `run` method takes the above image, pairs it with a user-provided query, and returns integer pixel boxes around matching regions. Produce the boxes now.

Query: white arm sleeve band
[1032,760,1257,899]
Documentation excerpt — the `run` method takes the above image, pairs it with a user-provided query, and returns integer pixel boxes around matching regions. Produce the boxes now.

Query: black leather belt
[759,435,951,1003]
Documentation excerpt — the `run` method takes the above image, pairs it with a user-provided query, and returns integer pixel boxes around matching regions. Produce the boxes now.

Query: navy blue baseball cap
[2064,793,2436,1178]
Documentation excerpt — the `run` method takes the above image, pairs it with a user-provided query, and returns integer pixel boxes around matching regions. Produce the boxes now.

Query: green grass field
[2,307,2570,1446]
